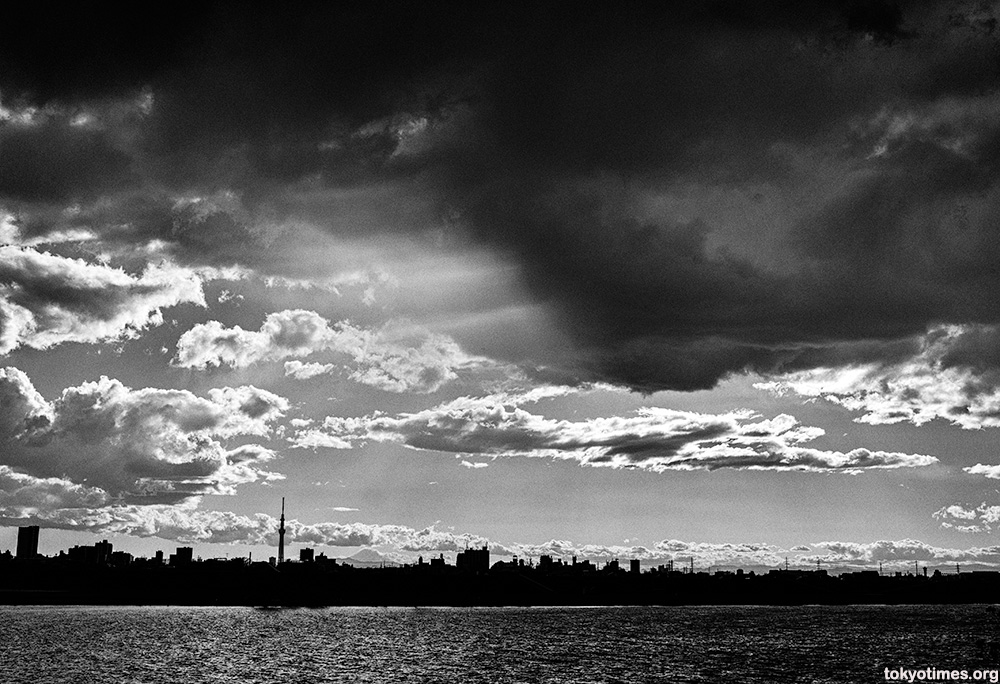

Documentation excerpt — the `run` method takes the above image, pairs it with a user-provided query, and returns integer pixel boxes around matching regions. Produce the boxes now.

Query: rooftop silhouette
[2,522,999,607]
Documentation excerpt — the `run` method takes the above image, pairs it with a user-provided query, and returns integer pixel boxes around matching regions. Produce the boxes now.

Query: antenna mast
[278,497,286,564]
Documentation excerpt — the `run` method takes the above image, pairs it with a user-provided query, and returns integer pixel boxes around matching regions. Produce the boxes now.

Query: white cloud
[260,268,399,304]
[344,320,473,394]
[811,539,1000,566]
[502,538,787,568]
[14,509,496,552]
[757,325,1000,430]
[175,310,478,393]
[0,466,109,510]
[501,538,1000,570]
[204,385,289,437]
[290,429,353,450]
[938,505,980,521]
[486,537,1000,570]
[388,525,494,553]
[174,310,331,369]
[934,503,1000,533]
[0,246,205,354]
[283,360,336,379]
[0,366,52,438]
[0,504,495,553]
[0,367,288,508]
[0,215,96,248]
[964,463,1000,479]
[313,392,937,473]
[217,289,243,304]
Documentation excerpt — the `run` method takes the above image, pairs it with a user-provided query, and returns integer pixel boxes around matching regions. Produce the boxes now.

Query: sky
[2,0,1000,571]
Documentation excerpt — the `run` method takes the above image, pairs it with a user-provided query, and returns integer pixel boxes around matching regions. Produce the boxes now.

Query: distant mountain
[339,547,402,568]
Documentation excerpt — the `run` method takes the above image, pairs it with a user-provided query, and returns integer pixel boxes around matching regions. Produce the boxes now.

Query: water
[3,605,1000,683]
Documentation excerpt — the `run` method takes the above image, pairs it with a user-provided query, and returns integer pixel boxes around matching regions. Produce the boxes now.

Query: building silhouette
[6,528,1000,606]
[66,540,115,565]
[95,540,113,565]
[109,551,133,567]
[10,503,1000,607]
[456,545,490,573]
[68,544,99,564]
[169,547,193,566]
[15,526,39,560]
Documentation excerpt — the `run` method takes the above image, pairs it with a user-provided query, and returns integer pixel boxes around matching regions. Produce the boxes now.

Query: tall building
[95,540,113,565]
[299,548,314,563]
[278,497,286,564]
[169,547,193,566]
[456,545,490,573]
[16,525,39,560]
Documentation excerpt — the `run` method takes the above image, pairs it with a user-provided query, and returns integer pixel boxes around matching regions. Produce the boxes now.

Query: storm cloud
[2,3,1000,391]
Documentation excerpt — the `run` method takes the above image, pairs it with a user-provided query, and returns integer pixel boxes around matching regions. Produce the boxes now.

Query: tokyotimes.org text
[885,668,1000,682]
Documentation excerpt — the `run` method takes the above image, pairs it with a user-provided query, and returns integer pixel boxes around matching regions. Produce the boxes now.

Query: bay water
[3,604,999,683]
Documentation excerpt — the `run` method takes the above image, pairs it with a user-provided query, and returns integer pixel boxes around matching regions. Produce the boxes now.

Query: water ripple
[2,605,999,683]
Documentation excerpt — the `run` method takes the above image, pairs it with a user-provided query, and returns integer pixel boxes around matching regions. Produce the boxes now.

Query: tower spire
[278,497,285,564]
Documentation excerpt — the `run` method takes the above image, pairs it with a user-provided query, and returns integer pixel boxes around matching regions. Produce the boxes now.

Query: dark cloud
[939,325,1000,372]
[447,2,1000,390]
[842,0,913,43]
[1,2,931,197]
[4,2,1000,391]
[0,121,134,203]
[1,1,521,196]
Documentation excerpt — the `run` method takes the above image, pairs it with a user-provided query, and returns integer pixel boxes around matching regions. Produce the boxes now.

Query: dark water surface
[3,604,1000,683]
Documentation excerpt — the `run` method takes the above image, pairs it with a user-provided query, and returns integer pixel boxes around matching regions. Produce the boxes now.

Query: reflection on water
[3,604,1000,683]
